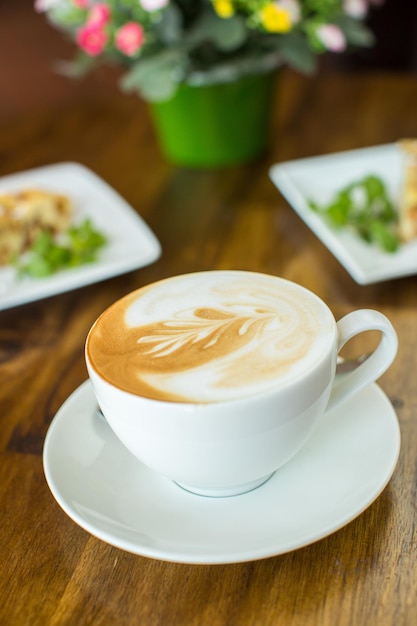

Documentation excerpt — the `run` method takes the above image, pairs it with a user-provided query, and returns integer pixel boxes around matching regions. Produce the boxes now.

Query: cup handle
[326,309,398,413]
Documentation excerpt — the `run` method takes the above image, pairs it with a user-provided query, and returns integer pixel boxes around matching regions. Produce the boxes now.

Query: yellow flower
[261,3,292,33]
[212,0,235,19]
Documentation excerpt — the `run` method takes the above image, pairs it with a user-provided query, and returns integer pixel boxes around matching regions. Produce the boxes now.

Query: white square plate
[269,143,417,284]
[0,162,161,310]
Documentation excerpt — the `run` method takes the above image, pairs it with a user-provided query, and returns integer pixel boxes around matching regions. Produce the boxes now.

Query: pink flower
[140,0,169,11]
[115,22,145,56]
[87,3,111,27]
[76,23,108,56]
[316,24,347,52]
[72,0,90,8]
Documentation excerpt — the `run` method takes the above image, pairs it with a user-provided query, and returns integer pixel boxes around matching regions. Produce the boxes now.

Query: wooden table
[1,8,417,623]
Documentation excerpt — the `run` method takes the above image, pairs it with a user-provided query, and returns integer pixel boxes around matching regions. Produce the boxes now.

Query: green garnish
[15,218,107,278]
[308,175,400,253]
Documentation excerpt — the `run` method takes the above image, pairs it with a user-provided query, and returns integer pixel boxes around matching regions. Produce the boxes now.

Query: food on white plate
[308,175,399,253]
[0,188,72,265]
[308,139,417,253]
[0,187,107,278]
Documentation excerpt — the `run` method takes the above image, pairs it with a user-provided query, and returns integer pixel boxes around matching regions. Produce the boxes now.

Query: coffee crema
[86,272,335,403]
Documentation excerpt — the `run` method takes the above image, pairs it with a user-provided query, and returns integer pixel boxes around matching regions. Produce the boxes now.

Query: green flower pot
[148,71,277,168]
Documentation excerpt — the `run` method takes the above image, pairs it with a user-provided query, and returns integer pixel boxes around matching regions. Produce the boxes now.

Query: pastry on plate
[398,140,417,242]
[0,189,72,265]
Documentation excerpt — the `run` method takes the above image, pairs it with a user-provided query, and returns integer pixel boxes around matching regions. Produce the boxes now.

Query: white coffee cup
[85,271,397,497]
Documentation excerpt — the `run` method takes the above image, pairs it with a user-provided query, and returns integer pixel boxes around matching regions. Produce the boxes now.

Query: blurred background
[1,0,417,124]
[329,0,417,71]
[0,0,129,121]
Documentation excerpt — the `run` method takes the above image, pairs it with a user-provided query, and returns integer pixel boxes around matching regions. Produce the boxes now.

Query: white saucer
[43,380,400,564]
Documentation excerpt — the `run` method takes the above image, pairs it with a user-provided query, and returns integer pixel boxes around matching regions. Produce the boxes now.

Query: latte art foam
[87,272,335,402]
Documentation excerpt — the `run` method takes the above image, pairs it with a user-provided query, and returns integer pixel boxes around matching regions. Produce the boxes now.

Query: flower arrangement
[35,0,382,101]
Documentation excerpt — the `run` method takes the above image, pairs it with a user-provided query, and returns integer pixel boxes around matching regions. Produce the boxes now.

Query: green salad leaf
[308,175,400,253]
[15,218,107,278]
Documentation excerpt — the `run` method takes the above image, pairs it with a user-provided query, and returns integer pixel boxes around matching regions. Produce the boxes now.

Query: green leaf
[54,51,98,79]
[308,174,400,253]
[15,219,107,279]
[275,32,318,75]
[48,3,86,27]
[326,196,351,226]
[363,175,385,200]
[211,16,248,52]
[369,221,400,253]
[336,16,375,48]
[154,4,183,45]
[121,50,187,101]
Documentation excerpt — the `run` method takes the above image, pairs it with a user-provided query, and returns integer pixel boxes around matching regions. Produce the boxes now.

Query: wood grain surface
[1,3,416,625]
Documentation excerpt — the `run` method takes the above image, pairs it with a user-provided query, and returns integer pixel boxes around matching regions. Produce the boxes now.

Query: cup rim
[85,270,337,407]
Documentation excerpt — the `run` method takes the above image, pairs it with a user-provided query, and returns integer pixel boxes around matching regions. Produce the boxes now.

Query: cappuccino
[87,272,335,403]
[85,271,397,495]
